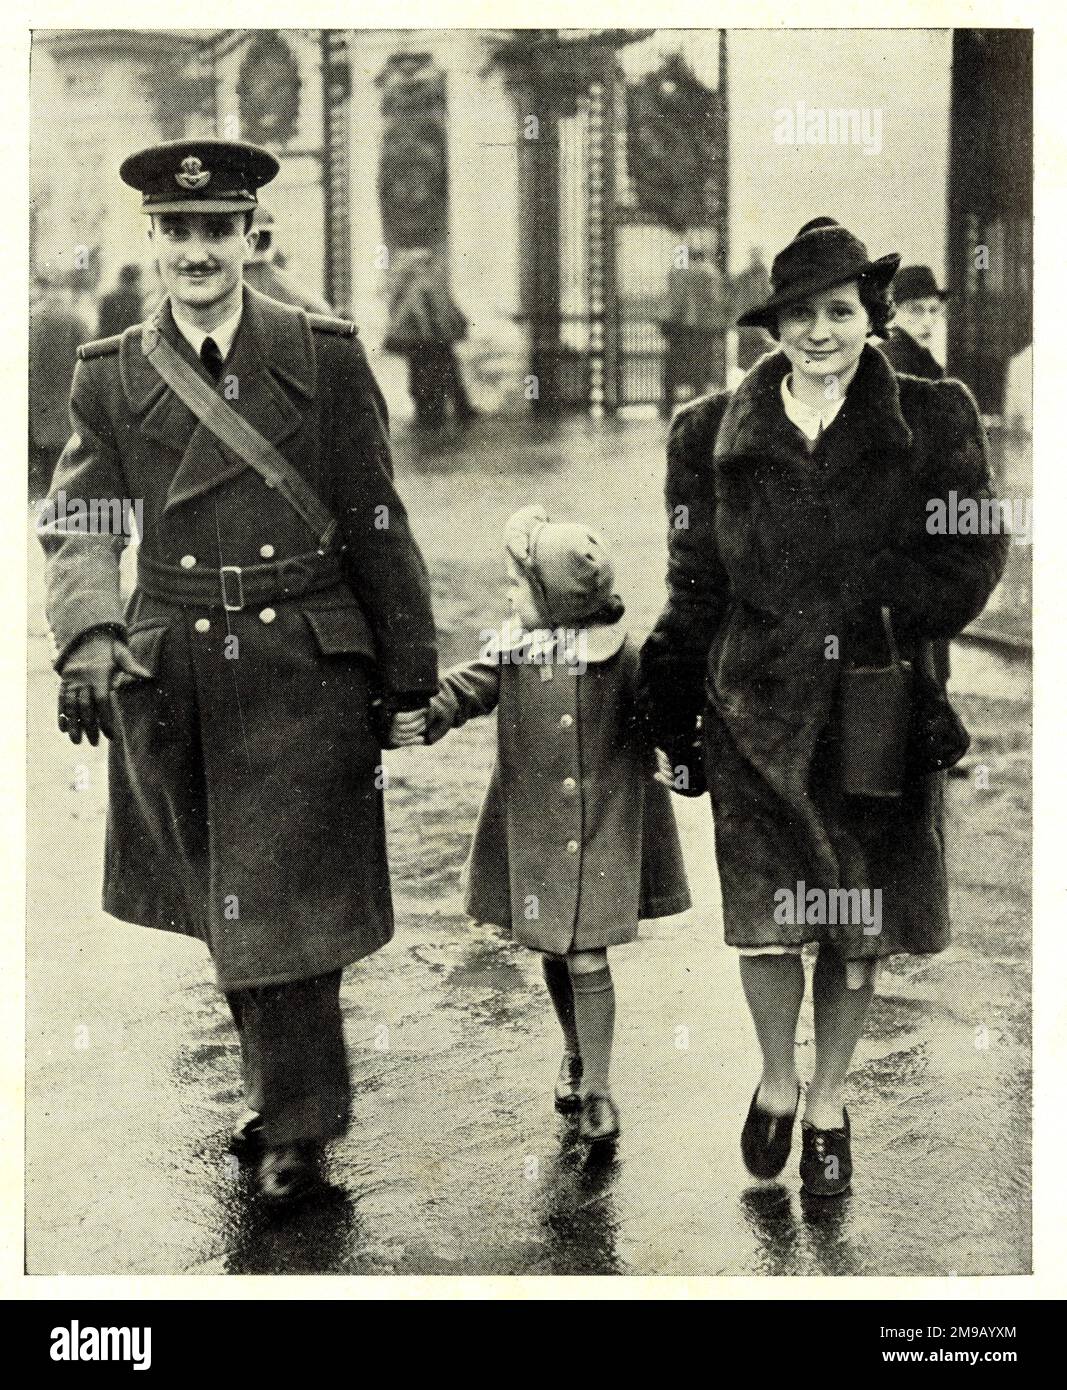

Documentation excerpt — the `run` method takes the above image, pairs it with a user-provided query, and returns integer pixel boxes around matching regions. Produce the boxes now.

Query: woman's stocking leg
[806,946,877,1129]
[738,952,805,1114]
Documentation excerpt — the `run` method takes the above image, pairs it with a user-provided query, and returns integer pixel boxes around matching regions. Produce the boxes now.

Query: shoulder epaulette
[76,335,122,361]
[308,314,358,338]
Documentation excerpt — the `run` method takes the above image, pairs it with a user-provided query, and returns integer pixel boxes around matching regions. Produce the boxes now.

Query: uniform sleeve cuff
[53,621,127,672]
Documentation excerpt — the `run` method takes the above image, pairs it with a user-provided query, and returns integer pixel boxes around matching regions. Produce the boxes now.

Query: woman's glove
[655,720,708,798]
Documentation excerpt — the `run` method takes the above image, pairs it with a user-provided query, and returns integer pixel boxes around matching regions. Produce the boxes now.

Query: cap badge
[175,156,211,190]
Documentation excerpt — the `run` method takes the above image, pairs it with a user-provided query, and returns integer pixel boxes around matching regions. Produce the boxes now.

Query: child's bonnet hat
[504,505,624,627]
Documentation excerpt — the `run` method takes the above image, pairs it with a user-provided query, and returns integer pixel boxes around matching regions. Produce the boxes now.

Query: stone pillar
[345,29,526,419]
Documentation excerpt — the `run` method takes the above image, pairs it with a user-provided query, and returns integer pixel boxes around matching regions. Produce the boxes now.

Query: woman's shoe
[579,1092,620,1143]
[740,1083,801,1179]
[799,1108,853,1197]
[257,1143,321,1205]
[554,1053,583,1112]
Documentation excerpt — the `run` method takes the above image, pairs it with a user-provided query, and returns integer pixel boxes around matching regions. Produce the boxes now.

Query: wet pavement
[25,414,1031,1276]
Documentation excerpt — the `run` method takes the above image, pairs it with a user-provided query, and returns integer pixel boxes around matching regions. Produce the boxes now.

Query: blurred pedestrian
[640,217,1007,1197]
[731,245,773,372]
[384,248,476,429]
[880,264,949,381]
[243,206,334,314]
[660,243,729,417]
[29,272,90,501]
[410,505,690,1145]
[97,264,144,338]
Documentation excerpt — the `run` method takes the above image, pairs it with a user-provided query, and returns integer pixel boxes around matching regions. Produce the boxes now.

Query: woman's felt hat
[736,217,900,330]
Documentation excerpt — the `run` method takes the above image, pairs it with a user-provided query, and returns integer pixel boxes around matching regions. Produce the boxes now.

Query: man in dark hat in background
[880,264,950,381]
[38,138,438,1204]
[97,263,145,338]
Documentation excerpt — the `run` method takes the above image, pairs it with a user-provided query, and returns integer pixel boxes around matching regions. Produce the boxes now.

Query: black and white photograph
[13,8,1048,1303]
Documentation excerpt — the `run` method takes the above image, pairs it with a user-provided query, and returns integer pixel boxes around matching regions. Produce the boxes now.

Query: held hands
[376,693,453,749]
[57,631,152,746]
[387,708,428,748]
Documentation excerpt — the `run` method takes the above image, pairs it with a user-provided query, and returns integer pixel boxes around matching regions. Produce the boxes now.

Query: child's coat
[431,621,691,953]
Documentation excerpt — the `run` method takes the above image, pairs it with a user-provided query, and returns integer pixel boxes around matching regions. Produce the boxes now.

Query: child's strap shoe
[554,1052,583,1112]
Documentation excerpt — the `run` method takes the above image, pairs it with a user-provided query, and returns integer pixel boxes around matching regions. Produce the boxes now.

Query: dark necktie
[200,336,223,381]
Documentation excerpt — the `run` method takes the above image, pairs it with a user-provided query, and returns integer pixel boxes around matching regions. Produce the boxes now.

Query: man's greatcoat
[40,285,438,990]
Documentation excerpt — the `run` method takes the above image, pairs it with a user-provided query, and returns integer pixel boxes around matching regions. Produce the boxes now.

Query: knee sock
[541,954,581,1056]
[570,965,615,1096]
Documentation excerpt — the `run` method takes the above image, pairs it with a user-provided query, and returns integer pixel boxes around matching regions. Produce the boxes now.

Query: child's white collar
[499,616,626,666]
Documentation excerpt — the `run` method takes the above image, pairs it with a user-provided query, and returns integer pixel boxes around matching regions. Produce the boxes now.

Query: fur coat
[638,344,1008,957]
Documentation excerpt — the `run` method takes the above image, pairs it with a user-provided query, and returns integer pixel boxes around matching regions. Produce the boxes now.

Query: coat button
[259,544,275,559]
[566,840,579,854]
[179,554,197,569]
[563,777,577,791]
[259,607,276,624]
[194,618,210,634]
[559,714,573,728]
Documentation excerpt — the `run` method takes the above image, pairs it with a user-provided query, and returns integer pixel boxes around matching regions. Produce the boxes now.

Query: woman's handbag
[838,606,914,798]
[839,607,970,798]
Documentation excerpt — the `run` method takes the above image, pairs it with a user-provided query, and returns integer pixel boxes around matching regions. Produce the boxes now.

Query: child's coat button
[559,714,573,728]
[566,840,579,853]
[194,617,210,634]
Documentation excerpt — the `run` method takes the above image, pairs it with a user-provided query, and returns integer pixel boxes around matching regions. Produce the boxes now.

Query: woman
[638,217,1008,1196]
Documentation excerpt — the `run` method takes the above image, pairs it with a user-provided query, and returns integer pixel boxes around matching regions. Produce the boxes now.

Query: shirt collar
[780,372,847,442]
[170,300,244,363]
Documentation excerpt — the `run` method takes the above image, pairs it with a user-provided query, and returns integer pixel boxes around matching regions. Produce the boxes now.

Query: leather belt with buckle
[136,551,345,611]
[220,565,245,612]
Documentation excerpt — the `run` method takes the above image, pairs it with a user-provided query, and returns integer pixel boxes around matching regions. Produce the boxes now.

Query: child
[396,505,691,1143]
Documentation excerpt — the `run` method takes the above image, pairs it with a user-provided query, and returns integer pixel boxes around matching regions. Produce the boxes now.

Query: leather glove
[57,630,152,746]
[656,719,708,798]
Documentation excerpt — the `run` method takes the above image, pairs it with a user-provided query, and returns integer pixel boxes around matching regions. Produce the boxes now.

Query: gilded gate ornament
[626,53,725,235]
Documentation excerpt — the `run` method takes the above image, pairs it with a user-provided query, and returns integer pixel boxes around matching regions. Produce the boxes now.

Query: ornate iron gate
[500,29,728,414]
[321,30,352,315]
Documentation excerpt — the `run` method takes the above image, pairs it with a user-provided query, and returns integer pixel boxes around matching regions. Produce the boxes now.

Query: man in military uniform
[39,139,438,1203]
